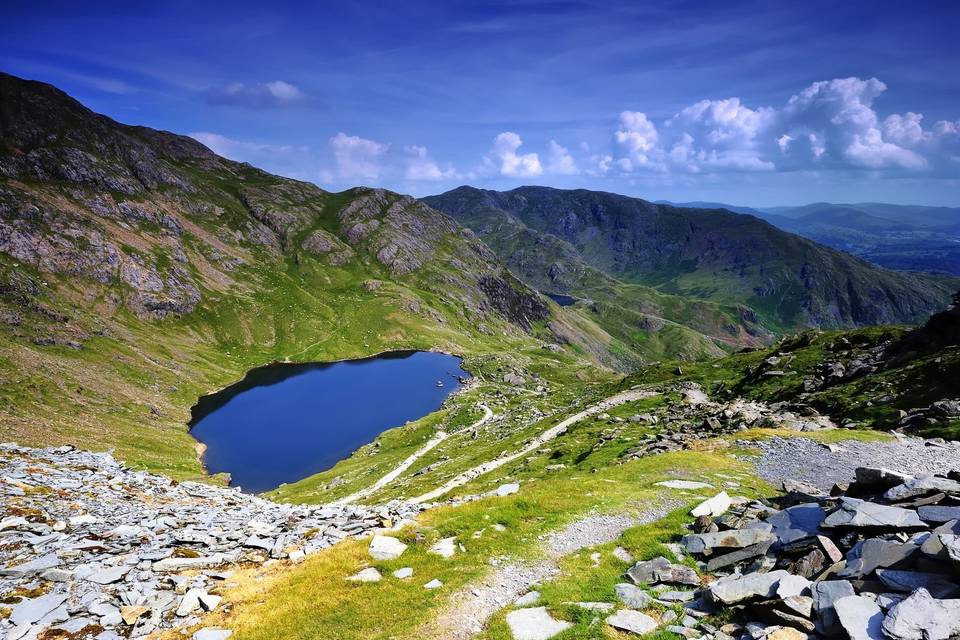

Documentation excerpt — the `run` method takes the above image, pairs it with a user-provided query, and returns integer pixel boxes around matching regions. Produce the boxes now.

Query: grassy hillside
[427,186,958,333]
[0,73,612,478]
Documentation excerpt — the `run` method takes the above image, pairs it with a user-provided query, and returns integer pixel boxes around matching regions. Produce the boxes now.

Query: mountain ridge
[426,185,957,332]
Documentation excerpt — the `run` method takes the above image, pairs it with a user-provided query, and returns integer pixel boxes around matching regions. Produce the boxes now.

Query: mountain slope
[426,186,957,332]
[0,73,604,476]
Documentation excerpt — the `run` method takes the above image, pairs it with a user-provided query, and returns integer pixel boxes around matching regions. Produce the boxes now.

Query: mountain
[0,72,600,476]
[425,186,957,333]
[666,200,960,276]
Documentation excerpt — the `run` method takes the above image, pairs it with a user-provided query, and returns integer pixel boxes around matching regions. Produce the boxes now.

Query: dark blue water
[547,293,577,306]
[190,351,469,493]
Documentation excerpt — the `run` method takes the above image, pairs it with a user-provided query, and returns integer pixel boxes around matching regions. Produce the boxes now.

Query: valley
[1,70,959,640]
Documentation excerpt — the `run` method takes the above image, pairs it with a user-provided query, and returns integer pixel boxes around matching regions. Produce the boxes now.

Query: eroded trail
[410,388,658,504]
[419,501,679,640]
[337,404,494,505]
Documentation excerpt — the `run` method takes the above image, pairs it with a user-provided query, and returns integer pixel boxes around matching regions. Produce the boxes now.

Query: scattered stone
[882,588,960,640]
[707,570,791,605]
[614,583,653,609]
[393,567,413,579]
[606,609,658,635]
[834,595,885,640]
[347,568,382,583]
[429,537,457,559]
[193,629,233,640]
[496,483,520,497]
[369,535,408,561]
[505,606,571,640]
[656,480,713,490]
[821,498,927,531]
[691,492,732,518]
[626,556,700,586]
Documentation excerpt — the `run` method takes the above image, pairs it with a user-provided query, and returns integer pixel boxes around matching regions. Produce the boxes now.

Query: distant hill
[426,186,958,333]
[663,200,960,276]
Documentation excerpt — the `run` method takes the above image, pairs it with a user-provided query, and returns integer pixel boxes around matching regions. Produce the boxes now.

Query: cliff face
[427,186,958,332]
[0,72,546,330]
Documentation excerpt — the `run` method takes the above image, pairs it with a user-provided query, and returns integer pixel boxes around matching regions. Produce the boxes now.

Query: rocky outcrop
[0,443,421,639]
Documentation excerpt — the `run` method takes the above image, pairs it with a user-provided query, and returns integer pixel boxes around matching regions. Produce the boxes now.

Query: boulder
[834,595,885,640]
[505,607,572,640]
[626,556,700,586]
[428,537,457,559]
[707,570,790,605]
[821,498,927,531]
[884,475,960,501]
[606,609,659,635]
[881,588,960,640]
[683,529,775,555]
[691,492,732,518]
[854,467,913,488]
[614,583,653,609]
[766,504,826,544]
[347,568,382,583]
[811,579,855,636]
[369,535,408,561]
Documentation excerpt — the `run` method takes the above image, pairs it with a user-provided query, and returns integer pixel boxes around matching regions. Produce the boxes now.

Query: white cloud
[207,80,306,108]
[403,145,460,180]
[608,76,956,176]
[188,132,298,160]
[546,140,578,175]
[614,111,660,168]
[329,132,387,181]
[489,132,543,177]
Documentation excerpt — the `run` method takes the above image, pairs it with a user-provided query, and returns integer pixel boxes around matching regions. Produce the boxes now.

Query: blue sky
[4,0,959,206]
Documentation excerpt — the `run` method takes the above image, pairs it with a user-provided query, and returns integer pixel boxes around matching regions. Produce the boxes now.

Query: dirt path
[337,404,494,504]
[410,389,658,504]
[420,501,679,639]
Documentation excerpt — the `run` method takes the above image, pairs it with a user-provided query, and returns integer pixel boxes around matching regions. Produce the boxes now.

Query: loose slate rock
[626,556,700,586]
[369,535,408,561]
[917,505,960,523]
[707,570,790,605]
[834,595,885,640]
[821,498,927,531]
[193,629,233,640]
[505,607,572,640]
[615,583,654,609]
[347,568,382,583]
[882,588,960,640]
[682,528,775,555]
[766,503,826,544]
[11,592,69,625]
[691,492,732,518]
[429,537,457,559]
[606,609,658,636]
[812,580,856,636]
[884,475,960,501]
[656,480,713,490]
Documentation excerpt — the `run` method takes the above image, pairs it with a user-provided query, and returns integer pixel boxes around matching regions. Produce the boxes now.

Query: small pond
[189,351,469,493]
[547,293,577,306]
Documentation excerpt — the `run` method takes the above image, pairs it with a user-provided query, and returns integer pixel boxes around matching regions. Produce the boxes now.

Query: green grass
[179,448,756,640]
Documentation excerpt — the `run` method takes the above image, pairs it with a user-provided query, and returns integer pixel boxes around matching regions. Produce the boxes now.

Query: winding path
[410,388,658,504]
[336,404,494,504]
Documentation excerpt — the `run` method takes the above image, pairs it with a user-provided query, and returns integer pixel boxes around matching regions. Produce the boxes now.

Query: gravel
[749,435,960,491]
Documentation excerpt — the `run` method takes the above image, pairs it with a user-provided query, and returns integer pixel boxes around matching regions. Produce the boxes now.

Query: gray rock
[393,567,414,579]
[614,583,653,609]
[606,609,659,635]
[838,539,920,578]
[10,592,69,625]
[882,588,960,640]
[428,537,457,559]
[655,480,713,490]
[876,569,959,598]
[369,535,408,561]
[884,475,960,501]
[424,578,443,589]
[855,467,913,488]
[821,498,927,531]
[683,529,775,555]
[495,483,520,497]
[346,568,382,583]
[0,553,60,577]
[626,556,700,586]
[691,492,732,517]
[707,570,790,605]
[812,579,856,636]
[515,591,541,607]
[86,564,131,584]
[834,595,885,640]
[766,503,826,544]
[917,505,960,523]
[505,607,572,640]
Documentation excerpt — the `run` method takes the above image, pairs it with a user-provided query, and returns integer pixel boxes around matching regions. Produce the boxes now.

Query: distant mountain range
[661,200,960,276]
[426,187,957,338]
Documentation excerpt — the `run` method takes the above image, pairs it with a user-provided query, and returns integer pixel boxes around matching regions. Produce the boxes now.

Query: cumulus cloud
[329,132,387,180]
[608,76,957,176]
[546,140,578,175]
[207,80,306,108]
[489,132,543,177]
[403,145,461,180]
